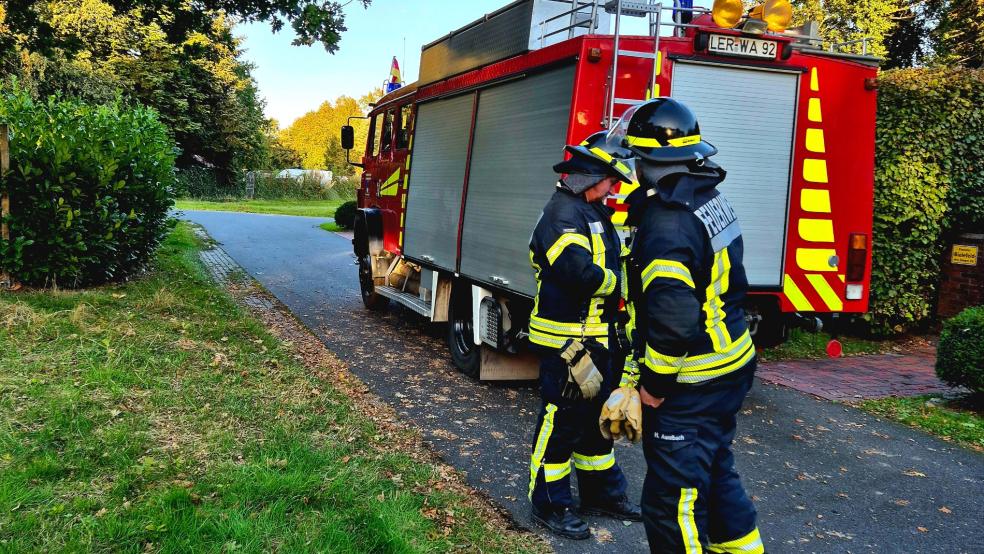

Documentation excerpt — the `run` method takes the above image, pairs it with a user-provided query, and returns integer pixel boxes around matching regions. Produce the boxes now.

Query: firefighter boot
[531,505,591,540]
[579,494,643,521]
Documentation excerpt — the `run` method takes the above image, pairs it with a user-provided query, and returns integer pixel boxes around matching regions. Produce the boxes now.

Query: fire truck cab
[342,0,879,380]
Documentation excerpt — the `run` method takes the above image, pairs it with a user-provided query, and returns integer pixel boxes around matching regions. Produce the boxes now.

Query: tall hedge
[0,88,175,287]
[870,68,984,334]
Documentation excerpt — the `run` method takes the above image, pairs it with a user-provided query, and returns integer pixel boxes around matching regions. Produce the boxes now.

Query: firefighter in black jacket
[609,98,764,553]
[526,133,641,540]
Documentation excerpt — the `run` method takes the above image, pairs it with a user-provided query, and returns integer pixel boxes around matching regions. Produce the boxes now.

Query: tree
[790,0,914,59]
[2,1,276,182]
[1,0,372,54]
[928,0,984,67]
[279,88,382,174]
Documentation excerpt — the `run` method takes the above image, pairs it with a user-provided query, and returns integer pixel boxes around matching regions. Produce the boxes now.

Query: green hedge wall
[0,88,175,287]
[869,68,984,334]
[936,306,984,393]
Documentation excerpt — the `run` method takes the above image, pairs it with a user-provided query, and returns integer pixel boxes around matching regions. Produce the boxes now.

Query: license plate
[708,34,778,59]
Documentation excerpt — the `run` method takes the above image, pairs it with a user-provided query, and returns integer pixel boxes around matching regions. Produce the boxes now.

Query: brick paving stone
[757,346,964,401]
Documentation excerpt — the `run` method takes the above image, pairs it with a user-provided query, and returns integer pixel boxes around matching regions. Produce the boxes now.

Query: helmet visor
[605,104,643,149]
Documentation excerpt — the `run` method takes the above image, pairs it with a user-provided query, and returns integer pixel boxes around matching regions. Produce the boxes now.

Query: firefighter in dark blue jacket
[610,98,764,553]
[526,133,642,540]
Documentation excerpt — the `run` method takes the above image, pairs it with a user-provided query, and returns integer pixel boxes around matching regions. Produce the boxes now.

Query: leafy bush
[0,88,175,287]
[935,306,984,393]
[177,170,359,202]
[334,201,357,229]
[869,68,984,334]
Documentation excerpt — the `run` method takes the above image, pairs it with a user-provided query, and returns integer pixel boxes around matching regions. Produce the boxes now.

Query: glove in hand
[559,339,603,400]
[599,386,643,443]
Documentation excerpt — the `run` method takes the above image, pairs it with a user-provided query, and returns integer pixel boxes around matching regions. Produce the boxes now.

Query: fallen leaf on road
[939,506,951,514]
[917,527,928,533]
[491,431,505,440]
[894,499,910,506]
[592,527,613,543]
[902,469,926,478]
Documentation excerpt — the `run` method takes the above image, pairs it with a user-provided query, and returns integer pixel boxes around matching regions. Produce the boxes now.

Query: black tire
[748,299,788,349]
[357,253,388,311]
[447,284,481,379]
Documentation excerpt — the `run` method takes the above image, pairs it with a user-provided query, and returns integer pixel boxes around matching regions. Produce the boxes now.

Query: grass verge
[319,222,345,233]
[175,199,342,218]
[860,395,983,452]
[0,222,543,553]
[759,328,887,362]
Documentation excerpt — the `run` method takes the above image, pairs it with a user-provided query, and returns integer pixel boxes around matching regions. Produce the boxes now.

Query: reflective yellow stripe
[783,274,814,311]
[642,258,695,290]
[529,404,558,499]
[709,527,764,554]
[379,169,401,196]
[588,147,632,176]
[703,249,732,351]
[805,128,825,153]
[810,67,819,92]
[528,333,569,349]
[796,248,837,272]
[542,460,571,482]
[595,268,617,296]
[798,218,834,243]
[619,358,640,388]
[646,344,685,375]
[800,188,831,213]
[808,97,822,122]
[678,488,702,554]
[803,158,828,183]
[681,330,752,370]
[678,343,755,384]
[625,134,701,148]
[546,233,591,265]
[591,231,606,267]
[529,315,607,336]
[573,450,615,471]
[807,274,843,311]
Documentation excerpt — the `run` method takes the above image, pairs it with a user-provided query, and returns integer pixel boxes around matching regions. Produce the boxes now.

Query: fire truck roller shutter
[403,93,476,272]
[459,64,576,298]
[670,62,798,288]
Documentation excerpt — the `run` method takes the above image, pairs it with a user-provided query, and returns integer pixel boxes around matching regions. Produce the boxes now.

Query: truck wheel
[358,254,388,311]
[748,300,788,349]
[447,286,481,379]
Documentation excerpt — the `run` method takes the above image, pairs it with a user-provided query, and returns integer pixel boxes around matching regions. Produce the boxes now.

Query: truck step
[375,285,432,317]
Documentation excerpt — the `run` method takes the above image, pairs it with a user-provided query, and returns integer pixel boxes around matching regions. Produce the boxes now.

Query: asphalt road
[181,210,983,554]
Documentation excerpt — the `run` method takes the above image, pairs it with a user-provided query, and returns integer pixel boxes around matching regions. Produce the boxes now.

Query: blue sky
[237,0,712,127]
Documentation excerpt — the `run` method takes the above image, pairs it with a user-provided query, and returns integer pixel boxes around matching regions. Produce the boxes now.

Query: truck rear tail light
[846,232,867,282]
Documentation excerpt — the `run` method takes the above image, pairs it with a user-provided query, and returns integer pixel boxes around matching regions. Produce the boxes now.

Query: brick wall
[937,233,984,319]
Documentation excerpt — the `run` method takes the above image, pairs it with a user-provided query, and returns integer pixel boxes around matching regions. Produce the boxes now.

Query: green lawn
[0,223,542,553]
[860,395,984,452]
[175,199,343,218]
[759,328,887,362]
[319,222,346,233]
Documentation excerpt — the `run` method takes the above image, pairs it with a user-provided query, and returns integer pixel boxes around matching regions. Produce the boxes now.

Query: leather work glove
[559,339,603,400]
[599,387,643,443]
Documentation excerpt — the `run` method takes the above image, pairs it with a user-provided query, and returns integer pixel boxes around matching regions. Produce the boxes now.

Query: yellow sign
[951,244,979,266]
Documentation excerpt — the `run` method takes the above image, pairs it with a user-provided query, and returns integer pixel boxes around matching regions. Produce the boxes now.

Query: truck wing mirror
[341,125,355,150]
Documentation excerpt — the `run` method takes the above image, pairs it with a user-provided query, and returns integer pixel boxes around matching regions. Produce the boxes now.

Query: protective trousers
[641,362,763,554]
[529,343,628,510]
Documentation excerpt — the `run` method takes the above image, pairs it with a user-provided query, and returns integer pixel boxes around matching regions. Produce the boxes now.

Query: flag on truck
[386,57,402,93]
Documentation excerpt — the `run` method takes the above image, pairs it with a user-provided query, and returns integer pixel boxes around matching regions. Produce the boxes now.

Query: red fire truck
[340,0,878,380]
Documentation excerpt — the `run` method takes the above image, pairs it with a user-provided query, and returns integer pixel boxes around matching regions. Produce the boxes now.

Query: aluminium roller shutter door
[403,93,476,272]
[459,64,576,298]
[671,61,799,288]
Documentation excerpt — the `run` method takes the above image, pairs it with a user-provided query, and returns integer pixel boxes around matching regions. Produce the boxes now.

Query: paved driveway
[181,210,983,553]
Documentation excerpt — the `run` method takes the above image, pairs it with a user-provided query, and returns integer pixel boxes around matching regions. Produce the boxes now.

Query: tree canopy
[279,88,382,176]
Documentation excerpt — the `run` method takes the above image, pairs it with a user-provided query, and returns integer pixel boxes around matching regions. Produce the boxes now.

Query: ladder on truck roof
[536,1,713,127]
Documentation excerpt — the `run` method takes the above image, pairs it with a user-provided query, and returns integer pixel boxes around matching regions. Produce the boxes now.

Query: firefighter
[526,132,642,540]
[608,98,764,554]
